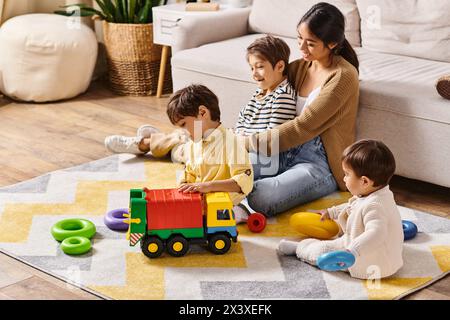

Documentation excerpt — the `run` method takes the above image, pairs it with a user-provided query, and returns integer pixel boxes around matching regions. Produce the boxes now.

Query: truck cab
[204,192,238,252]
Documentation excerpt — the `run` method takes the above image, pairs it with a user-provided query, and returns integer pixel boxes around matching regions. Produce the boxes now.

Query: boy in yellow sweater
[163,84,253,206]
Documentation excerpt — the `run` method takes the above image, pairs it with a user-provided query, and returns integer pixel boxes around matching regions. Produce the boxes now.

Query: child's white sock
[233,204,250,224]
[277,239,299,256]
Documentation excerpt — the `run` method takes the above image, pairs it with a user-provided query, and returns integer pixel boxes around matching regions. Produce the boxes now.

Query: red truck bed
[144,188,203,230]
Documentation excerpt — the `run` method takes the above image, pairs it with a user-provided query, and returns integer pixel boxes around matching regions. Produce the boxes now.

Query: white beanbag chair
[0,14,98,102]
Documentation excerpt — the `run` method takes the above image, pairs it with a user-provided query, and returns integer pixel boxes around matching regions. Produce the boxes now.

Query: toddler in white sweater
[278,139,404,279]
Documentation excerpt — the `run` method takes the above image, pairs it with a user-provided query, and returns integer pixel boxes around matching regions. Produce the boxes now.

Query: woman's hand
[178,182,212,194]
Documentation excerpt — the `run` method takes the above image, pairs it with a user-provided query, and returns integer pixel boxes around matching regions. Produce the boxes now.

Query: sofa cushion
[172,34,301,83]
[356,0,450,63]
[248,0,361,47]
[356,47,450,125]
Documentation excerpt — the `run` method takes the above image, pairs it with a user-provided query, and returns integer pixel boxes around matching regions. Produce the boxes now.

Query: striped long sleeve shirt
[235,79,297,136]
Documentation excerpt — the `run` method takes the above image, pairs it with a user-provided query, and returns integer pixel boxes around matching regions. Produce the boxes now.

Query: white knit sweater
[328,186,404,279]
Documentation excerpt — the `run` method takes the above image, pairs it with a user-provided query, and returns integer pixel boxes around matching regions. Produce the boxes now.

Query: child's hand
[178,182,212,194]
[319,209,331,221]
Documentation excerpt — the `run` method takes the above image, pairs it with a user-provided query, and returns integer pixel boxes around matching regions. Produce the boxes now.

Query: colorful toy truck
[126,187,238,258]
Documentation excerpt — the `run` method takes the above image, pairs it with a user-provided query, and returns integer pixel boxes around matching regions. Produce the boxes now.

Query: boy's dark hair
[342,139,396,187]
[246,35,291,76]
[166,84,221,124]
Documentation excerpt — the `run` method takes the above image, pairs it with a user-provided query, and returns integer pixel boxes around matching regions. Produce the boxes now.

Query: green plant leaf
[55,6,107,19]
[54,10,75,16]
[118,0,126,21]
[95,0,114,21]
[81,7,108,19]
[129,0,137,23]
[102,0,117,21]
[62,0,160,24]
[137,0,151,23]
[123,0,129,23]
[59,3,89,8]
[113,0,124,23]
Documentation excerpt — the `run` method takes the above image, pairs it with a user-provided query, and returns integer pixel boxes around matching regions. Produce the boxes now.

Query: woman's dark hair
[298,2,359,72]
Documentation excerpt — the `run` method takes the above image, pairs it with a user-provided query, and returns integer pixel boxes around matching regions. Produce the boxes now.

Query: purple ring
[104,208,129,231]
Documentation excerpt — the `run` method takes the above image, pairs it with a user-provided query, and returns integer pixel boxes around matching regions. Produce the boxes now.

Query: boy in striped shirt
[232,35,297,222]
[235,35,297,136]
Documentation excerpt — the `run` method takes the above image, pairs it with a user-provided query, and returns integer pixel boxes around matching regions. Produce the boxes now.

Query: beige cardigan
[328,186,404,279]
[248,56,359,191]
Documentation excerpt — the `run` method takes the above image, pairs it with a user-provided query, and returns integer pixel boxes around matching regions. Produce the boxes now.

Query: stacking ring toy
[51,218,96,242]
[104,208,129,231]
[289,212,339,240]
[317,250,356,271]
[61,236,91,255]
[402,220,418,240]
[247,212,266,233]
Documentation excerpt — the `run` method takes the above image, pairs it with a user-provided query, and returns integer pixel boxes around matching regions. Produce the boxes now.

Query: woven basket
[436,75,450,100]
[102,21,172,96]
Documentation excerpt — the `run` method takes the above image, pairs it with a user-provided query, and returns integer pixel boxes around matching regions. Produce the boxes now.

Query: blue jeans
[247,137,338,217]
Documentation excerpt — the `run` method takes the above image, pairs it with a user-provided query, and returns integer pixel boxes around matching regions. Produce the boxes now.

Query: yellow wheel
[167,235,189,257]
[208,234,231,255]
[172,241,184,252]
[215,240,226,250]
[141,236,164,259]
[148,243,159,253]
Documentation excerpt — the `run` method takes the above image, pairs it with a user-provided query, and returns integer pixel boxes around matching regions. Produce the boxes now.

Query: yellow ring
[148,243,159,253]
[172,241,183,252]
[215,240,225,250]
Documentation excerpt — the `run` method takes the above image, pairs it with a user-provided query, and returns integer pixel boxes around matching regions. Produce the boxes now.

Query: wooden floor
[0,80,448,300]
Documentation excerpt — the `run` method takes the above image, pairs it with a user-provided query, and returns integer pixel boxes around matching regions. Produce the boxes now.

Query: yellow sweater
[183,125,254,205]
[248,56,359,191]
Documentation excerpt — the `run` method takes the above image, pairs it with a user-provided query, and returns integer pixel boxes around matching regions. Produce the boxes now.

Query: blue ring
[317,251,356,271]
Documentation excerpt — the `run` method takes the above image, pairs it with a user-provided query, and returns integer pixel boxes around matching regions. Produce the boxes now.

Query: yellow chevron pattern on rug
[91,244,247,300]
[431,246,450,272]
[364,277,434,300]
[0,154,448,300]
[0,158,184,243]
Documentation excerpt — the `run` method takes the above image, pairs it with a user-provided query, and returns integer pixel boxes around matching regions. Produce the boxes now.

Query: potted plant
[56,0,170,96]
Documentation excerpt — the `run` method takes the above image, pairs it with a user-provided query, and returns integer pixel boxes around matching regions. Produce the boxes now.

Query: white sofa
[170,0,450,188]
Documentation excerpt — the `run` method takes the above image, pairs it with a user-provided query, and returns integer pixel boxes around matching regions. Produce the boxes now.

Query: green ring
[51,218,96,242]
[61,236,91,255]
